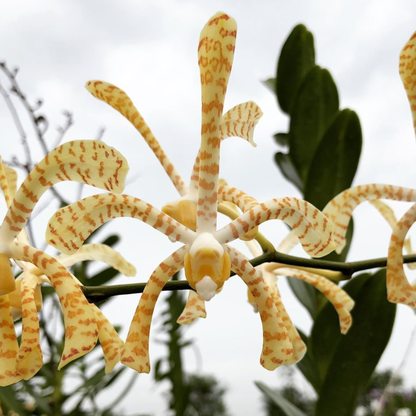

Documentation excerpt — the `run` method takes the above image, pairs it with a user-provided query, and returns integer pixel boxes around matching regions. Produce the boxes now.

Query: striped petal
[399,31,416,136]
[0,253,16,295]
[121,247,187,373]
[323,184,416,253]
[93,305,124,373]
[85,81,187,196]
[272,284,306,365]
[16,277,42,380]
[226,246,293,370]
[9,243,98,369]
[0,159,18,206]
[387,202,416,307]
[46,193,195,254]
[177,291,207,325]
[0,141,129,244]
[276,267,353,334]
[0,295,21,386]
[197,12,236,233]
[220,101,263,146]
[57,244,136,277]
[188,102,263,193]
[370,200,416,269]
[216,197,335,258]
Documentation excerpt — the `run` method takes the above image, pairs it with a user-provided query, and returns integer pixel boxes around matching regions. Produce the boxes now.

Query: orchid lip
[195,276,218,301]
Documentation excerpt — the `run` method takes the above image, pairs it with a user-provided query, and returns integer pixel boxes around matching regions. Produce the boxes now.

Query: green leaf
[311,270,396,416]
[87,266,120,286]
[289,66,339,181]
[255,382,307,416]
[262,77,276,93]
[286,276,316,318]
[0,386,31,415]
[274,152,303,192]
[273,132,290,147]
[295,329,321,392]
[304,109,362,210]
[276,24,316,114]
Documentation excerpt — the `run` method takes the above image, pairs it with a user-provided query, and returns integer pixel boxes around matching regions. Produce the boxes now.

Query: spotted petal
[16,277,42,380]
[226,246,293,370]
[197,12,237,233]
[0,141,129,245]
[387,202,416,307]
[0,295,21,385]
[276,267,353,334]
[177,291,207,325]
[10,243,98,369]
[370,200,416,269]
[324,184,416,254]
[85,81,187,196]
[57,243,136,277]
[216,197,335,258]
[399,31,416,136]
[93,305,124,373]
[46,194,195,254]
[0,159,18,206]
[121,247,187,373]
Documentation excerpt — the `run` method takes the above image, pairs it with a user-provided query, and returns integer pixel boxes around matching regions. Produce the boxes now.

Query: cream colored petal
[216,197,335,258]
[57,244,136,277]
[8,277,42,321]
[93,305,124,373]
[0,158,18,207]
[121,247,187,373]
[272,284,306,365]
[323,184,416,254]
[226,246,294,370]
[16,278,42,380]
[0,253,16,295]
[0,295,21,386]
[370,200,416,269]
[0,140,129,244]
[197,12,237,233]
[387,202,416,307]
[217,185,259,240]
[85,81,187,196]
[46,193,195,254]
[10,243,98,369]
[177,291,207,325]
[220,101,263,146]
[399,31,416,136]
[277,268,353,334]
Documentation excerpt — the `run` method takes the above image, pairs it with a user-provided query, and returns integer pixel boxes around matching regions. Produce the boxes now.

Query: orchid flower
[0,140,128,384]
[47,12,336,373]
[245,237,354,357]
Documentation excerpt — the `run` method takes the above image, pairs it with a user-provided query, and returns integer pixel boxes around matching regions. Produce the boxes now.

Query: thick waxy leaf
[304,109,362,211]
[276,24,316,115]
[274,152,303,192]
[289,66,339,181]
[311,270,396,416]
[255,382,307,416]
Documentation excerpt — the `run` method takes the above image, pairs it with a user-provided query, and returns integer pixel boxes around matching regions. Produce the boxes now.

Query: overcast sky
[2,1,416,415]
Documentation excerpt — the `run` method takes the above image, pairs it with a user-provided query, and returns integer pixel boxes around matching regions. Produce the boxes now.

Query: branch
[81,252,416,303]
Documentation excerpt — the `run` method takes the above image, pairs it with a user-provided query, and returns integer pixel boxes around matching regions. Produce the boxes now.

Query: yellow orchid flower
[399,31,416,136]
[244,238,353,365]
[47,12,336,373]
[0,140,128,384]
